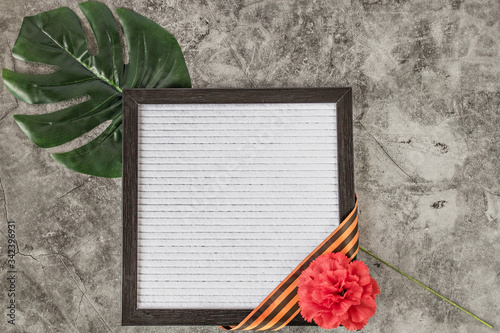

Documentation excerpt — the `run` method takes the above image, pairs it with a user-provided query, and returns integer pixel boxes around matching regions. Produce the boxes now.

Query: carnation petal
[314,309,346,329]
[331,252,351,267]
[299,300,326,322]
[371,278,381,298]
[341,316,370,331]
[329,297,352,314]
[343,285,363,305]
[348,297,377,323]
[348,261,372,286]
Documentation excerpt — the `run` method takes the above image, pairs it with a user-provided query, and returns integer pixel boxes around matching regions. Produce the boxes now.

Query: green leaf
[2,1,191,177]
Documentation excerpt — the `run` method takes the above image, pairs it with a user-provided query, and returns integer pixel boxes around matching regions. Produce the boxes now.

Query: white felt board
[136,103,339,309]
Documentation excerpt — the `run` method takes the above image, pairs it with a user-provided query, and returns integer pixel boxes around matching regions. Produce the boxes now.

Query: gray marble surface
[0,0,499,332]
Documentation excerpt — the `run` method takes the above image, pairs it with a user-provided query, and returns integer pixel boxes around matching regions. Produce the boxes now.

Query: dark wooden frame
[122,88,354,326]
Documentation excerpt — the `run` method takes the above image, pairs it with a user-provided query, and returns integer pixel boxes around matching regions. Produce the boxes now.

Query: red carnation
[297,252,380,330]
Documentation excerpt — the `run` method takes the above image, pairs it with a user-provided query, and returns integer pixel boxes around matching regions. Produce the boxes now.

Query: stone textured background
[0,0,499,332]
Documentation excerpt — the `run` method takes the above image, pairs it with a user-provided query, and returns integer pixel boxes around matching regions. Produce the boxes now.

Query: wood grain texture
[122,88,354,326]
[336,88,355,222]
[122,91,139,324]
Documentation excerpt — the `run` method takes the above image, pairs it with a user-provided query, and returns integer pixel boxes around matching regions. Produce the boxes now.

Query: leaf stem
[359,246,493,329]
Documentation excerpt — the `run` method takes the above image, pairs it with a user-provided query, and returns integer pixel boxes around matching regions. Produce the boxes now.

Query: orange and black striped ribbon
[219,197,359,331]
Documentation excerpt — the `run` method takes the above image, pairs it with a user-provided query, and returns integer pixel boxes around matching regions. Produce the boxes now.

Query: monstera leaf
[2,1,191,177]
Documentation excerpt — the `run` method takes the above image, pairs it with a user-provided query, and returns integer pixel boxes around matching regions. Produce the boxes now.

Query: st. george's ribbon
[219,196,359,331]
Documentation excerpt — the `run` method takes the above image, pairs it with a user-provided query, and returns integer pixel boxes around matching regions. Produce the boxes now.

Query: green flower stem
[359,246,493,329]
